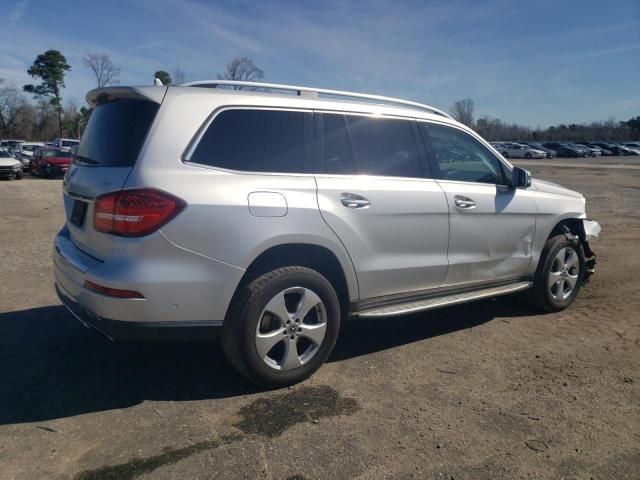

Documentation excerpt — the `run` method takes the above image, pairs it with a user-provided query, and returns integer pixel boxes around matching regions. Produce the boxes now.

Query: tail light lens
[94,189,185,237]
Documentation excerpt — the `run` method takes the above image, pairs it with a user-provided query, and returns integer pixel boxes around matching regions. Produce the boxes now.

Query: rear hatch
[63,86,166,259]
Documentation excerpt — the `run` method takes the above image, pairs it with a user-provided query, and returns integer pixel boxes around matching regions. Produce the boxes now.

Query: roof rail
[179,80,453,119]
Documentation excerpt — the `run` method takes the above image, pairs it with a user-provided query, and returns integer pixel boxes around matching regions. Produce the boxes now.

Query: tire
[222,266,341,387]
[502,151,509,158]
[525,152,532,159]
[528,234,585,312]
[15,169,23,180]
[30,162,37,176]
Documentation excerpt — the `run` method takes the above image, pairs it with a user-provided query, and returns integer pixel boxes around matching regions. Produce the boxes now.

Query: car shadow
[0,297,538,425]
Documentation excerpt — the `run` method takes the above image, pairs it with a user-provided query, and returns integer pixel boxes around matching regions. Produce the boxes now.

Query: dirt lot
[1,160,639,480]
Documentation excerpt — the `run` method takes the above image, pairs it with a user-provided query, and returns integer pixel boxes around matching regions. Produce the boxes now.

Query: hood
[0,157,20,167]
[43,156,72,165]
[532,179,583,198]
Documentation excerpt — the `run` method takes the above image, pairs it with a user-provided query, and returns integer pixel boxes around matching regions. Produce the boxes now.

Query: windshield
[42,149,72,158]
[0,150,12,158]
[62,140,79,146]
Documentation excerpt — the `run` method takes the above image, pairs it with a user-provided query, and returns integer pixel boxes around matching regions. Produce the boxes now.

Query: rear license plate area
[71,200,88,227]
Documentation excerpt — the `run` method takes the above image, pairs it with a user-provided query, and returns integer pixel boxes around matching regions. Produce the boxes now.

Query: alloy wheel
[255,287,327,371]
[548,247,580,301]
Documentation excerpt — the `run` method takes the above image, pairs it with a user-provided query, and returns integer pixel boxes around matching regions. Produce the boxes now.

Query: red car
[30,147,73,177]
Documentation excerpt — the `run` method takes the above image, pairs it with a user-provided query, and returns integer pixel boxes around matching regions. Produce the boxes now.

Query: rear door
[63,89,164,259]
[420,122,537,286]
[314,112,450,300]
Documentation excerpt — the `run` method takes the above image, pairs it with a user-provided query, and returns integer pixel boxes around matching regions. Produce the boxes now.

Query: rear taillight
[94,189,185,237]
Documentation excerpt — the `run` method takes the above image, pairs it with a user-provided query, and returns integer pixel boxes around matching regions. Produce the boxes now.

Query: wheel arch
[230,242,357,319]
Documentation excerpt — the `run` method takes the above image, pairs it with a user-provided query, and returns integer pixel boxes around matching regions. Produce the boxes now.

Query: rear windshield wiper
[73,155,99,165]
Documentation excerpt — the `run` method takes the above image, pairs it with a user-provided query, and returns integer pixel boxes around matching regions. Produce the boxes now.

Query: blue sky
[1,0,639,127]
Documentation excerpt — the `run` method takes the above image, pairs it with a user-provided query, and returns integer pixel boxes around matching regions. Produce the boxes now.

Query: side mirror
[512,166,531,188]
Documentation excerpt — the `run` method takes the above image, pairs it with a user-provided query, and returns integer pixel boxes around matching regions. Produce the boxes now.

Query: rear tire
[222,266,341,387]
[529,234,585,312]
[525,152,532,159]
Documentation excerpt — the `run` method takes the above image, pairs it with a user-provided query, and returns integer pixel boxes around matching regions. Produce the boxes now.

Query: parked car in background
[30,147,73,177]
[17,142,45,171]
[0,148,23,180]
[497,142,546,159]
[579,143,612,156]
[576,143,603,156]
[620,143,640,155]
[593,143,627,156]
[50,138,80,151]
[571,144,600,157]
[542,142,582,158]
[0,139,25,150]
[522,142,555,158]
[53,80,600,387]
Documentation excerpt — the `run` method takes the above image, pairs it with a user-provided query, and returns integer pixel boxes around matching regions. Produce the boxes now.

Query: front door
[420,122,537,286]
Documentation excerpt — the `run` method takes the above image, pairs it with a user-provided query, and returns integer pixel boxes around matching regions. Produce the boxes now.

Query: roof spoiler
[86,86,167,106]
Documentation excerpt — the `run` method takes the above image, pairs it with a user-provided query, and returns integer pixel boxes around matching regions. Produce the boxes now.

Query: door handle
[454,195,476,209]
[341,193,371,209]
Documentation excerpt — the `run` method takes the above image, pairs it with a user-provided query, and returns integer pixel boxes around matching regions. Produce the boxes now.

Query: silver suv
[54,81,600,387]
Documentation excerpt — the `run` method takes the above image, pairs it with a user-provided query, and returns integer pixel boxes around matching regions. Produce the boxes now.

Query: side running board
[354,282,532,318]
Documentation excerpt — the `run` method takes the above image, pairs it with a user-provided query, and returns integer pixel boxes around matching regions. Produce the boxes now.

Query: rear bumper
[53,226,244,341]
[56,283,220,342]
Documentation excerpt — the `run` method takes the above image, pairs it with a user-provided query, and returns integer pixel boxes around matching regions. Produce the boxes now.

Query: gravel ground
[1,160,639,480]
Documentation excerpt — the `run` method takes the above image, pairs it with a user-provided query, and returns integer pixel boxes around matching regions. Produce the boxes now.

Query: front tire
[529,234,585,312]
[222,266,341,387]
[525,152,532,159]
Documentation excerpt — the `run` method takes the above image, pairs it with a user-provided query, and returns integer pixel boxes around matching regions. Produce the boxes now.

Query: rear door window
[189,109,306,173]
[76,99,159,167]
[319,113,422,178]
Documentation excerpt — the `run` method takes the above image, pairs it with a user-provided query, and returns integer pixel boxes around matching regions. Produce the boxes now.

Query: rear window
[188,109,306,173]
[43,149,72,158]
[76,99,159,166]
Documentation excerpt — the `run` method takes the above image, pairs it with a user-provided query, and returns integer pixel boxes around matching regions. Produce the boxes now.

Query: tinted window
[320,113,422,178]
[76,99,159,166]
[319,114,355,174]
[190,109,305,173]
[422,123,506,185]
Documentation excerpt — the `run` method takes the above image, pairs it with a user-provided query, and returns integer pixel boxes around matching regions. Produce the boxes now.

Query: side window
[189,109,305,173]
[422,123,507,185]
[346,115,422,178]
[319,114,355,174]
[319,113,422,178]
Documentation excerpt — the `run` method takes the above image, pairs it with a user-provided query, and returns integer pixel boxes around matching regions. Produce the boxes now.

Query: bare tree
[63,97,81,138]
[217,57,264,89]
[450,98,475,127]
[173,66,186,85]
[0,79,24,136]
[83,53,120,88]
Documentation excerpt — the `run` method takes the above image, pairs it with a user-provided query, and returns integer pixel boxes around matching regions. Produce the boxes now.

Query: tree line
[0,51,264,141]
[1,50,638,142]
[450,98,640,142]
